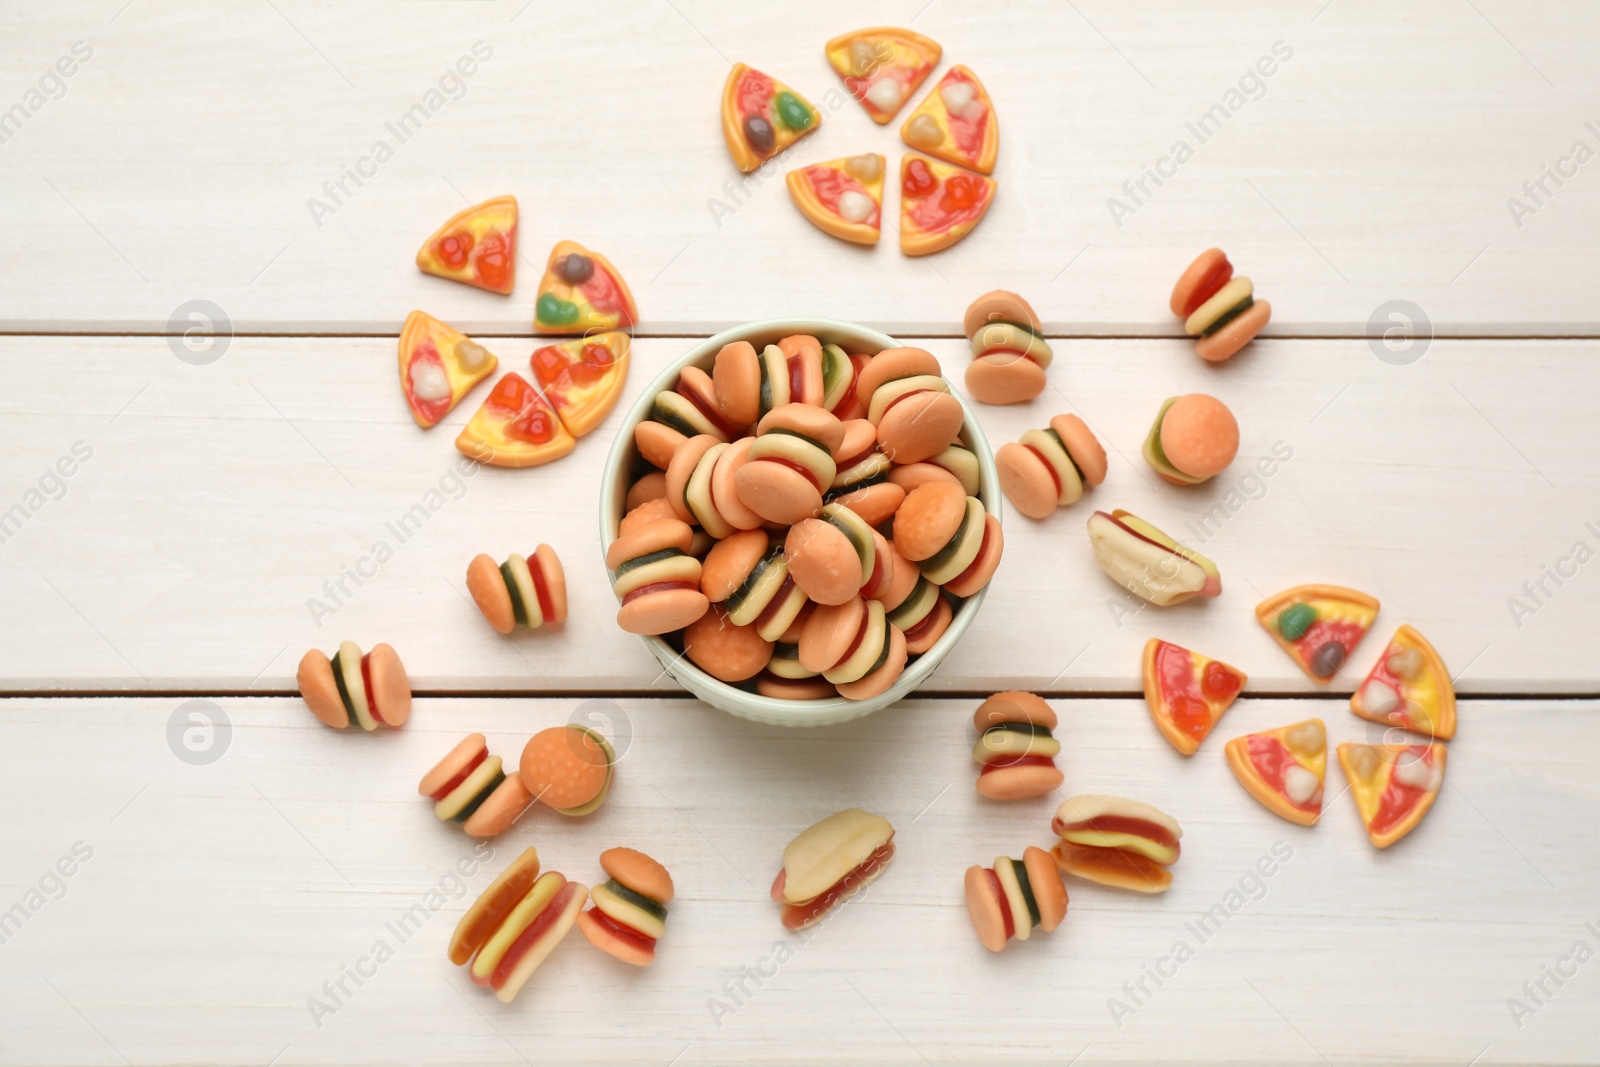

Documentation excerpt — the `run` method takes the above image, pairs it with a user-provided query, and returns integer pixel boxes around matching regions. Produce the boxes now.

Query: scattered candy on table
[448,847,588,1003]
[721,63,820,173]
[900,65,998,175]
[519,724,617,817]
[964,847,1068,952]
[772,808,895,930]
[466,546,567,634]
[534,240,637,335]
[1170,247,1271,362]
[1051,795,1182,894]
[995,414,1107,519]
[415,195,516,295]
[418,733,534,837]
[1225,719,1327,826]
[899,152,997,256]
[1141,638,1247,755]
[971,691,1064,800]
[824,27,941,124]
[787,154,886,246]
[1141,394,1239,485]
[577,848,675,967]
[1337,741,1446,848]
[1087,509,1221,606]
[296,641,410,731]
[398,311,499,428]
[1350,625,1456,739]
[1254,584,1379,682]
[962,289,1052,405]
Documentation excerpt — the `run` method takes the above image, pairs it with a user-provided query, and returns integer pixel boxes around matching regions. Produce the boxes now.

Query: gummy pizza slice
[1337,741,1446,849]
[786,154,885,246]
[456,372,575,469]
[899,153,996,256]
[824,27,941,124]
[721,63,820,174]
[1141,638,1246,755]
[1225,719,1326,826]
[1350,625,1456,740]
[534,240,638,335]
[1255,584,1379,683]
[900,65,998,175]
[398,311,499,428]
[529,331,631,438]
[415,195,516,295]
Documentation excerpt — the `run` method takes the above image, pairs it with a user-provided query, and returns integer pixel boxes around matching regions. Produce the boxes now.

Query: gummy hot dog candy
[964,847,1067,952]
[465,546,568,634]
[296,641,410,730]
[772,808,895,930]
[418,733,534,837]
[1086,509,1220,606]
[448,847,588,1003]
[971,692,1064,800]
[577,848,675,966]
[1170,248,1271,363]
[995,414,1107,520]
[1051,795,1182,894]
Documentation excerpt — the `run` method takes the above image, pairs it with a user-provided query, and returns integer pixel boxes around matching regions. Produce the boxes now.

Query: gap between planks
[8,331,1600,342]
[3,689,1595,702]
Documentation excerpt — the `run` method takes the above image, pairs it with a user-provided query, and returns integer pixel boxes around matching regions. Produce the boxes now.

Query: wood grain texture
[1,1,1598,335]
[2,334,1592,694]
[0,696,1593,1066]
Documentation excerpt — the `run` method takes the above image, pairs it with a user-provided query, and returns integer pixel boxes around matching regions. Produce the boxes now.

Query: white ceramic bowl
[599,318,1001,727]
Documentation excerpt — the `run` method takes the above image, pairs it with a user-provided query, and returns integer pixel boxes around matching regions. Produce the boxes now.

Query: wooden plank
[3,334,1594,694]
[2,1,1599,335]
[0,696,1592,1065]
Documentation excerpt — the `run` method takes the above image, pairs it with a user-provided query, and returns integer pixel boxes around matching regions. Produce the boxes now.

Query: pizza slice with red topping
[720,63,821,174]
[786,154,885,246]
[1225,719,1326,826]
[534,240,638,335]
[1350,625,1456,740]
[1255,584,1380,683]
[1141,638,1246,755]
[900,65,998,175]
[529,331,631,438]
[456,373,575,469]
[415,195,516,295]
[1337,741,1446,848]
[899,153,996,256]
[824,27,941,124]
[398,311,498,428]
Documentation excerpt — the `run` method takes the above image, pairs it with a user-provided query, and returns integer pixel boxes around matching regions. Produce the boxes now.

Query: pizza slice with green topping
[1255,584,1379,683]
[721,63,820,173]
[533,240,638,335]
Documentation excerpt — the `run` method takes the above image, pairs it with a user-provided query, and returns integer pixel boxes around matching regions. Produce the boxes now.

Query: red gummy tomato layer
[979,753,1057,775]
[431,744,488,800]
[584,907,657,953]
[985,866,1015,942]
[359,653,383,724]
[774,841,895,930]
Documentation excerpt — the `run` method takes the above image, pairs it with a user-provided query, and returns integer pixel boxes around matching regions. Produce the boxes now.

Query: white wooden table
[3,3,1597,1064]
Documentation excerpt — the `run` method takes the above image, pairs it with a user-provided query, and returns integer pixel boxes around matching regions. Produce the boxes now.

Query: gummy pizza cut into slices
[899,153,996,256]
[1350,625,1456,740]
[1141,639,1246,755]
[456,372,575,469]
[1225,719,1326,826]
[529,331,631,438]
[900,65,998,175]
[721,63,821,174]
[534,240,637,335]
[415,195,516,295]
[786,154,885,246]
[824,27,941,124]
[398,311,499,428]
[1337,741,1446,848]
[1255,584,1379,683]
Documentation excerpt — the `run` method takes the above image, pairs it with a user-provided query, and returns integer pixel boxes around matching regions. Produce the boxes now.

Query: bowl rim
[598,317,1002,726]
